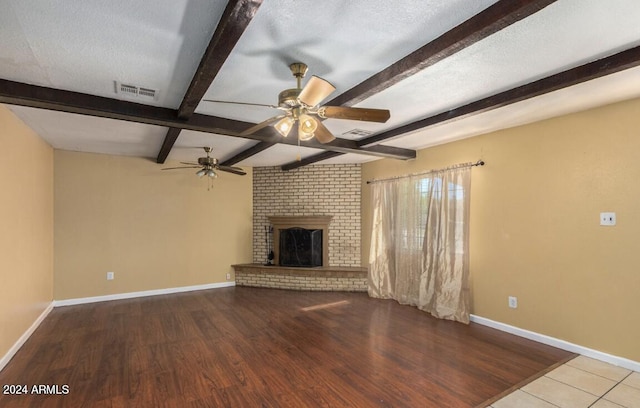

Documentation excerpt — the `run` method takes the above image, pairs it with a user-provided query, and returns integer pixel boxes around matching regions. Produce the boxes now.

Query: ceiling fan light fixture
[274,116,295,137]
[299,114,317,134]
[207,169,217,178]
[196,168,207,177]
[298,114,317,141]
[298,130,315,141]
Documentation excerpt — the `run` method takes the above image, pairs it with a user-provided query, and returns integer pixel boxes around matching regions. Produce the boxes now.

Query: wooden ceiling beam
[326,0,559,108]
[177,0,264,117]
[281,0,558,170]
[156,0,264,164]
[357,45,640,148]
[287,45,640,169]
[156,127,183,166]
[220,141,275,166]
[0,79,414,160]
[281,151,343,171]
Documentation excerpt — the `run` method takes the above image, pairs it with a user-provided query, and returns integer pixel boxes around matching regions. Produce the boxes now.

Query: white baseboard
[54,281,236,307]
[470,314,640,372]
[0,302,54,372]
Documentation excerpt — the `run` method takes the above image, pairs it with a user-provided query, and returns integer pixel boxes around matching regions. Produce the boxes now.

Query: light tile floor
[490,356,640,408]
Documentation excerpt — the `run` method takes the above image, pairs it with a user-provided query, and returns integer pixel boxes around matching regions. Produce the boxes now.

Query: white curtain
[368,166,471,324]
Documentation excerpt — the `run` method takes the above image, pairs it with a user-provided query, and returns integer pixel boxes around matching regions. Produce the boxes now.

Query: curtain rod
[366,160,485,185]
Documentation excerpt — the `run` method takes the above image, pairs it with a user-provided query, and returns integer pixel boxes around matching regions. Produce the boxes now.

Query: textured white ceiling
[1,0,222,108]
[196,0,498,121]
[384,65,640,150]
[1,0,640,167]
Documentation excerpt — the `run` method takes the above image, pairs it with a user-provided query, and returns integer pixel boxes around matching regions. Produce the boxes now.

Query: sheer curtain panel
[368,166,472,324]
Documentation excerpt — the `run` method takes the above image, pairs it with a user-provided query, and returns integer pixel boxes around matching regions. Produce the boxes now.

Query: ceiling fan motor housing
[278,88,301,108]
[198,157,217,166]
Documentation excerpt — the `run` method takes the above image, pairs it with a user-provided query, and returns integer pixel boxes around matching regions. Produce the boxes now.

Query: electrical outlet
[106,272,114,281]
[508,296,518,309]
[226,273,231,280]
[600,212,616,226]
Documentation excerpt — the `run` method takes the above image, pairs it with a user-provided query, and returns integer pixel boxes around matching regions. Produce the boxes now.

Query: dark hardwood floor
[0,287,574,407]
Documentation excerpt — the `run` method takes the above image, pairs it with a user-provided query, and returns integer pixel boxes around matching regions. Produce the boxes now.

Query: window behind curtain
[401,177,465,250]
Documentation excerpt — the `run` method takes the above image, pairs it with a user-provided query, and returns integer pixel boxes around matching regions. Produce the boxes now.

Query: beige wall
[54,150,252,300]
[362,97,640,362]
[0,106,53,359]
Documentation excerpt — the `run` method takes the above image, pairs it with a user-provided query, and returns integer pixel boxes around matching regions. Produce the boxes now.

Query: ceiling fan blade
[240,114,287,136]
[217,165,247,176]
[319,106,390,123]
[180,162,199,165]
[161,166,202,170]
[202,99,282,110]
[298,76,336,107]
[313,120,336,144]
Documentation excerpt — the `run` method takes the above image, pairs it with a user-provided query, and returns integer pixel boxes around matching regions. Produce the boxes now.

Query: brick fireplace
[252,165,361,267]
[235,165,367,292]
[233,212,366,291]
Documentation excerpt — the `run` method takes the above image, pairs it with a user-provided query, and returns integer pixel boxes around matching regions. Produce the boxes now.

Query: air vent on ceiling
[341,129,373,138]
[114,81,159,101]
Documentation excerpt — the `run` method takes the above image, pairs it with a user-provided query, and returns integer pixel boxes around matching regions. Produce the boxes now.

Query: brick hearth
[232,264,367,292]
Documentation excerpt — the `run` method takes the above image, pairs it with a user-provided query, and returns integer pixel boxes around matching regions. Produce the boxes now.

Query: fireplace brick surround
[237,165,366,292]
[252,165,361,267]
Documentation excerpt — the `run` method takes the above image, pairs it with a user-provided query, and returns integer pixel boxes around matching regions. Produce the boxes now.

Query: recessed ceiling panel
[168,131,260,163]
[0,0,225,108]
[383,65,640,150]
[8,105,166,158]
[319,153,379,165]
[237,144,327,168]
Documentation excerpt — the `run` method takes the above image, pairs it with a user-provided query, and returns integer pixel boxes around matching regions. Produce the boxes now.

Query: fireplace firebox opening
[267,216,332,267]
[279,227,322,267]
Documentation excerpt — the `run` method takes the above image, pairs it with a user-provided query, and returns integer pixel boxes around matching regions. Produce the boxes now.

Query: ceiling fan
[161,147,246,178]
[203,62,391,144]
